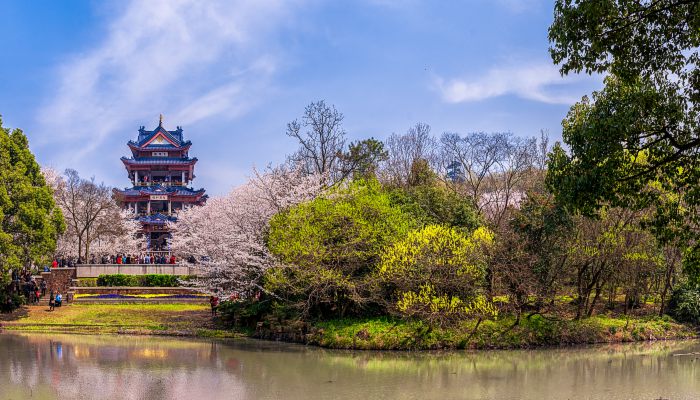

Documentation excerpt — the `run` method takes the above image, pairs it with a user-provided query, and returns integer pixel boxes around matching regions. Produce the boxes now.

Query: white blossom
[170,165,323,297]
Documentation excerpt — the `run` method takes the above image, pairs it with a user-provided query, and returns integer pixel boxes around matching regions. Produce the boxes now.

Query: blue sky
[0,0,601,195]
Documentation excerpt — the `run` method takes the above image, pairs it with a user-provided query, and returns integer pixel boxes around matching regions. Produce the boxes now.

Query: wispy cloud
[434,63,600,105]
[38,0,299,163]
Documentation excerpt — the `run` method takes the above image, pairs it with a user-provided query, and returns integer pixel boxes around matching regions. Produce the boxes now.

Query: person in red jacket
[51,259,58,269]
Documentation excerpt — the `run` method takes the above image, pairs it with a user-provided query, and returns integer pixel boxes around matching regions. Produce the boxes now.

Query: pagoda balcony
[134,181,187,188]
[136,211,180,217]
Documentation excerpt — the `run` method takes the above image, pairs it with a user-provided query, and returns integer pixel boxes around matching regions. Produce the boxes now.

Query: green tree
[266,179,418,319]
[378,225,497,327]
[547,0,700,278]
[339,138,388,180]
[389,183,481,232]
[0,117,64,296]
[492,191,573,321]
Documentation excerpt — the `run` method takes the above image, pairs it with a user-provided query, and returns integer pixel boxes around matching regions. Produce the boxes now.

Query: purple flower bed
[85,294,203,299]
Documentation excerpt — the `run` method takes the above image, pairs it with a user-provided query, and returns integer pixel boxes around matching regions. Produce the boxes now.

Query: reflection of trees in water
[0,333,247,400]
[2,333,700,400]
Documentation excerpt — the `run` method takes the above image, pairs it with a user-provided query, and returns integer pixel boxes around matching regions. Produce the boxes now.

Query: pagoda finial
[159,114,164,126]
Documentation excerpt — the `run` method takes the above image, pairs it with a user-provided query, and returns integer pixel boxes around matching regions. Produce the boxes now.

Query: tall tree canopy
[547,1,700,252]
[0,117,64,287]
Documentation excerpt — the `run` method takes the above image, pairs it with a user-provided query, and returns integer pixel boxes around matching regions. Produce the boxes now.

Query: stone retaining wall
[41,268,76,300]
[75,264,200,277]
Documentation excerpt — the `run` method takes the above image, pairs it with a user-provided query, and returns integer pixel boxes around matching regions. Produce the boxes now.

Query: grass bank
[2,304,697,350]
[258,314,698,350]
[0,304,240,338]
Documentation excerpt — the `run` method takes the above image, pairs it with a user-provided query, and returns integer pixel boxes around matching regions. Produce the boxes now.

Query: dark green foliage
[669,284,700,324]
[0,291,25,313]
[0,116,65,309]
[547,1,700,288]
[549,0,700,80]
[340,138,388,180]
[682,246,700,286]
[388,182,480,231]
[141,274,182,287]
[96,274,133,287]
[217,299,273,328]
[548,2,700,250]
[511,191,573,305]
[95,274,186,287]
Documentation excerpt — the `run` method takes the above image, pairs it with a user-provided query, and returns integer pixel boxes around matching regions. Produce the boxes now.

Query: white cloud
[38,0,300,160]
[434,63,599,105]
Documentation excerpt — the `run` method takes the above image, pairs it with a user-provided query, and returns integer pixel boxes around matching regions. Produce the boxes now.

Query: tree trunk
[77,236,83,263]
[659,262,675,317]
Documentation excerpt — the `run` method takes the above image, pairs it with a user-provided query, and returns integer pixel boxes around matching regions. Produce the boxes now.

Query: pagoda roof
[114,185,206,197]
[128,142,192,150]
[130,120,192,149]
[121,156,198,165]
[139,213,177,225]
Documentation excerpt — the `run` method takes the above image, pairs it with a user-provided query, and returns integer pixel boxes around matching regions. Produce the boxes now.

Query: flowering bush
[379,225,496,326]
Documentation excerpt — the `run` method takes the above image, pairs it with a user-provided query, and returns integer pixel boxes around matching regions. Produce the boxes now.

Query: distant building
[446,160,466,183]
[113,116,207,251]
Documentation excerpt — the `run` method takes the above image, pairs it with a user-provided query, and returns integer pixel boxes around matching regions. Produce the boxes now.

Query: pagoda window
[150,201,168,213]
[152,151,168,157]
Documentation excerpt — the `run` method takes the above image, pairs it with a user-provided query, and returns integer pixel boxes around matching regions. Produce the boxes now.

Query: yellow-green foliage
[268,179,419,273]
[396,284,497,321]
[266,179,420,318]
[379,225,496,324]
[380,225,492,276]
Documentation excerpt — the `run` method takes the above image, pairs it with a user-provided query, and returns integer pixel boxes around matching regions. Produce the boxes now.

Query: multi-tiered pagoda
[113,116,207,251]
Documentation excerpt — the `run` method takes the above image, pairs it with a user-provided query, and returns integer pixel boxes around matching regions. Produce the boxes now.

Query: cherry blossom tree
[43,168,144,260]
[88,210,144,257]
[170,165,323,297]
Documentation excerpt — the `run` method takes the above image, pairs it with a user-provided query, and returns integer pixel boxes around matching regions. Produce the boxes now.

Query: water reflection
[1,332,699,399]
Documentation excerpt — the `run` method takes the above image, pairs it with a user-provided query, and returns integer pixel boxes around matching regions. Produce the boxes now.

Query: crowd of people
[51,253,177,267]
[11,269,45,304]
[7,269,62,311]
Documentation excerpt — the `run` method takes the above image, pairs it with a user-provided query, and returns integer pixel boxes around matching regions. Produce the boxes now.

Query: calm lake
[1,332,699,400]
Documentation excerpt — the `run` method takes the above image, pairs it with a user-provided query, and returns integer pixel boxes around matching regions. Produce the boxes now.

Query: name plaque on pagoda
[150,195,168,201]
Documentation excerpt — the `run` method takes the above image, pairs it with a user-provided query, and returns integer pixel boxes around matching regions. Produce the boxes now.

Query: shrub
[388,183,480,231]
[78,278,97,287]
[141,274,180,287]
[96,274,135,287]
[217,299,272,328]
[669,284,700,324]
[267,179,419,319]
[95,274,188,287]
[0,291,25,313]
[378,225,497,326]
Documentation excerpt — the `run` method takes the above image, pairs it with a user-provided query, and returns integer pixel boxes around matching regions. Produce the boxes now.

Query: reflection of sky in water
[1,333,700,400]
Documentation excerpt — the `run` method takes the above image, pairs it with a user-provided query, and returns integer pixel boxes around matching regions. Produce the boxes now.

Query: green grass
[301,313,697,350]
[0,304,241,338]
